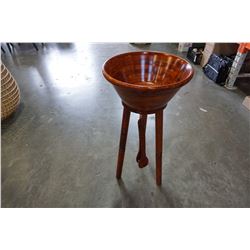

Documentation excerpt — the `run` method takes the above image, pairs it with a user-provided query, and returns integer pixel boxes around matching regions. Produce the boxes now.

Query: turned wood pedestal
[117,103,165,185]
[102,51,194,186]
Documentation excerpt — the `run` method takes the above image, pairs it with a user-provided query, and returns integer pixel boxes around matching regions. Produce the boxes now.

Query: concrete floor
[1,43,250,208]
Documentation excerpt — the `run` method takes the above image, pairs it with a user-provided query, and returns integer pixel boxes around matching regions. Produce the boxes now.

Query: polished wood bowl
[102,51,194,113]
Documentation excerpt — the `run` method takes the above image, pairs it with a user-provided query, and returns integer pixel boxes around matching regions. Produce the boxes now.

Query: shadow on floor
[1,103,24,134]
[112,178,177,208]
[113,179,137,208]
[236,78,250,95]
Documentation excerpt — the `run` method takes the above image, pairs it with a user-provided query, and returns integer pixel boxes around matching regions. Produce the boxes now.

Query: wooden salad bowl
[102,51,194,185]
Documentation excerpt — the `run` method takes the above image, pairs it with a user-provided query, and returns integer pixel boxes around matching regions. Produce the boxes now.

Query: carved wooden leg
[116,106,131,179]
[155,110,163,185]
[136,114,149,168]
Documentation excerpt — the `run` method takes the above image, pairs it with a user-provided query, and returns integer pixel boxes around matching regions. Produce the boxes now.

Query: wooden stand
[103,51,194,186]
[116,103,164,185]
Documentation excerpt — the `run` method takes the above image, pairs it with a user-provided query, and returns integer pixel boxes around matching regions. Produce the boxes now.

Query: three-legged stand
[116,103,164,185]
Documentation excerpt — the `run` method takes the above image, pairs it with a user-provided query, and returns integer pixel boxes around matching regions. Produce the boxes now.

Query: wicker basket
[1,63,20,120]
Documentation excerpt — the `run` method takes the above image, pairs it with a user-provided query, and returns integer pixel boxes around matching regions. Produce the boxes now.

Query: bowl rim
[102,51,194,90]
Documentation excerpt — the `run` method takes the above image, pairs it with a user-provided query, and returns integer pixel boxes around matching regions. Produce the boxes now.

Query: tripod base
[116,103,164,185]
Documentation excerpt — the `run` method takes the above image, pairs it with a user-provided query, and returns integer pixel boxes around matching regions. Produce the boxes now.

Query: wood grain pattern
[116,105,131,179]
[155,110,163,185]
[103,51,193,113]
[103,51,194,185]
[136,114,148,168]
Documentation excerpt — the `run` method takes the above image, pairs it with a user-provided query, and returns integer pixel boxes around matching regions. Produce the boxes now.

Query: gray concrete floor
[1,43,250,207]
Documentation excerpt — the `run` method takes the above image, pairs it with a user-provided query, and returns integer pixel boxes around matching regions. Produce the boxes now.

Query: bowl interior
[103,51,193,87]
